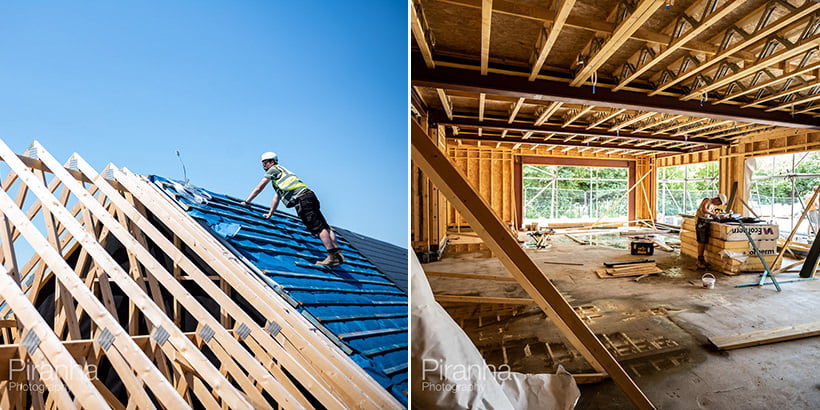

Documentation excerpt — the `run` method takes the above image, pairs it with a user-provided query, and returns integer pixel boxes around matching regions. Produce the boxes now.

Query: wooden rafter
[478,92,486,120]
[534,101,563,126]
[650,1,820,96]
[634,114,681,132]
[588,108,626,129]
[0,148,190,409]
[613,0,745,91]
[437,88,453,119]
[508,97,525,123]
[743,80,820,108]
[570,0,665,87]
[653,117,704,134]
[432,111,729,147]
[438,0,738,57]
[563,105,594,127]
[410,0,435,68]
[112,168,402,409]
[0,266,109,409]
[765,88,820,112]
[674,119,733,136]
[0,140,401,409]
[682,32,820,101]
[610,111,655,131]
[529,0,575,81]
[451,132,685,152]
[480,0,493,75]
[718,61,820,105]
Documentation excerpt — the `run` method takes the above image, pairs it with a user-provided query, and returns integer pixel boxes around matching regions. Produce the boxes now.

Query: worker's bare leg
[697,243,707,268]
[319,228,339,251]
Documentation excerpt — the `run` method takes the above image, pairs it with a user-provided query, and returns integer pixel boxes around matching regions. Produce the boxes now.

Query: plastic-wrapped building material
[410,254,580,409]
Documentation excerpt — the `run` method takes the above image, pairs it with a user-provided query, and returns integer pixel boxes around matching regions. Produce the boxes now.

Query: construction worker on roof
[243,152,345,267]
[695,193,727,269]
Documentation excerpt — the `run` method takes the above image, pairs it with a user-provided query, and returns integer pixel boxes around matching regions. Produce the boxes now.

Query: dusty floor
[422,232,820,409]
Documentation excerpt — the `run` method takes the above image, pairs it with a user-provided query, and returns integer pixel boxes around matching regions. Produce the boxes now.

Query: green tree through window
[657,162,719,225]
[523,165,628,222]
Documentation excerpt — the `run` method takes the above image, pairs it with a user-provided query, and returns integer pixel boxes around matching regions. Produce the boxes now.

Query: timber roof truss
[0,140,401,409]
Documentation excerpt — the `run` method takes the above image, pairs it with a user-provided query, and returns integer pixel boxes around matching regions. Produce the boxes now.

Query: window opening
[523,164,628,225]
[657,162,719,226]
[749,151,820,243]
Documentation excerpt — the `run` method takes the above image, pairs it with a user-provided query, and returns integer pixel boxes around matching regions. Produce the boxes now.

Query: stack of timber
[596,260,662,278]
[680,217,781,274]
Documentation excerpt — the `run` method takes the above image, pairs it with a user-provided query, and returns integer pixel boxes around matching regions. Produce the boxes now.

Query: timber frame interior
[411,1,820,408]
[0,140,401,409]
[411,0,820,253]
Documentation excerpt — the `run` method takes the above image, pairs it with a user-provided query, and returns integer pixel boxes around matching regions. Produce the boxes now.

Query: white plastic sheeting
[169,180,212,204]
[410,254,580,409]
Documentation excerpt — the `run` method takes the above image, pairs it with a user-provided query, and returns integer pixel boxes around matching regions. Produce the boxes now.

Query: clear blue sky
[0,1,408,247]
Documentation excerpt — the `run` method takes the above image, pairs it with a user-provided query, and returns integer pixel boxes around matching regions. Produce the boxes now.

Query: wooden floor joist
[412,121,655,409]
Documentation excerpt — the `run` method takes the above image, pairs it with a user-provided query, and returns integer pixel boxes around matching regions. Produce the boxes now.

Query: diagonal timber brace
[411,121,655,409]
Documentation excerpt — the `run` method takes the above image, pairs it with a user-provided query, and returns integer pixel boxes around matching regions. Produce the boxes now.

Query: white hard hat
[260,152,278,163]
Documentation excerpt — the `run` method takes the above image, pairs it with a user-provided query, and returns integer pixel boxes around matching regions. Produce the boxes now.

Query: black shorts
[294,190,330,235]
[695,218,711,244]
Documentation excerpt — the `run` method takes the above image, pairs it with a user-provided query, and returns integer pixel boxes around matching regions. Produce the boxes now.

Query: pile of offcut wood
[595,259,662,279]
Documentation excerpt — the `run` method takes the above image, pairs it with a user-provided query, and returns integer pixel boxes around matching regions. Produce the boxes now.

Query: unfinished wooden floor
[422,232,820,409]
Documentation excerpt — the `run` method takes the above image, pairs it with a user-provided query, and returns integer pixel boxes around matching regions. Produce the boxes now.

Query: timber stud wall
[412,127,820,252]
[411,124,449,254]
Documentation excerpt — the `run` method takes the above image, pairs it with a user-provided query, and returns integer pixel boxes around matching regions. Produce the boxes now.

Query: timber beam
[412,56,820,130]
[411,121,655,409]
[431,112,729,147]
[444,130,692,153]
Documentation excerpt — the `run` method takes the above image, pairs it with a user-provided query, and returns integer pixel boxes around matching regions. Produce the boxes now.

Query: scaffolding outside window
[750,151,820,243]
[523,164,628,224]
[657,162,719,226]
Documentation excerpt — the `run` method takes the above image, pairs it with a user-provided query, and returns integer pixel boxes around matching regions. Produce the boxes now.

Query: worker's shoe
[316,249,345,268]
[697,257,708,269]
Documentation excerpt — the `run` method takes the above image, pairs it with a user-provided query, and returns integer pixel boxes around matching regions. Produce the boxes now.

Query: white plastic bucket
[702,273,716,289]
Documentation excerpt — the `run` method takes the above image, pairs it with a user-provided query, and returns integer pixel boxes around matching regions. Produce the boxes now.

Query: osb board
[448,146,514,225]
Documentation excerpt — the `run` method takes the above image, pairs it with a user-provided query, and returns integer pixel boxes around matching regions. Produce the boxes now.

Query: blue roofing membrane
[149,176,408,405]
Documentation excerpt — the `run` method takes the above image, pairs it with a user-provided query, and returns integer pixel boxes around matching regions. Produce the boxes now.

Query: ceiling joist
[413,58,820,129]
[444,129,692,153]
[430,111,729,147]
[613,0,745,91]
[570,0,665,87]
[650,1,820,96]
